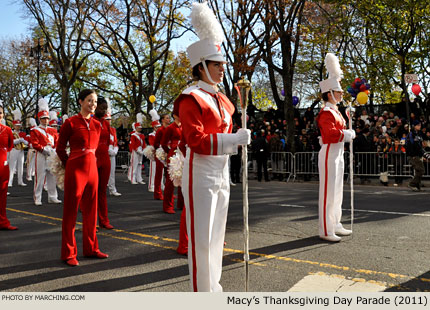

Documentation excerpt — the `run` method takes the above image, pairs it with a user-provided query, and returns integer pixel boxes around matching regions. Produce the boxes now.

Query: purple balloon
[281,89,285,96]
[292,96,299,106]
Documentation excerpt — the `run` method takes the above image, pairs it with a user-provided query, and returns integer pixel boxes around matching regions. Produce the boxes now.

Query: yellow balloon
[149,95,156,103]
[357,91,368,105]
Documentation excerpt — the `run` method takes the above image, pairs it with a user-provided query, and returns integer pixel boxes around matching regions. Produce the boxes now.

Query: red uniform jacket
[0,124,13,154]
[56,114,101,165]
[177,87,235,155]
[161,122,182,156]
[94,117,111,160]
[154,126,166,149]
[148,132,156,146]
[30,126,58,152]
[316,104,347,144]
[129,132,146,152]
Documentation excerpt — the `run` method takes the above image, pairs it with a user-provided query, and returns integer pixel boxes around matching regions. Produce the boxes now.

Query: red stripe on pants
[323,144,331,236]
[97,154,111,226]
[0,151,10,228]
[188,151,198,292]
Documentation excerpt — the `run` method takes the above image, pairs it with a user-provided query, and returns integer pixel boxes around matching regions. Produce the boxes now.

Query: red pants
[153,158,164,200]
[97,155,111,226]
[163,177,184,212]
[61,154,100,260]
[0,152,11,228]
[177,205,188,254]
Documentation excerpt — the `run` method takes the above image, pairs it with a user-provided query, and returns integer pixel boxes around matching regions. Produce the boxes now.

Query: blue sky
[0,1,30,40]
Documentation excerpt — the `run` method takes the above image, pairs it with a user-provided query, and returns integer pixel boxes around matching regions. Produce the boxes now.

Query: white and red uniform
[178,80,236,292]
[94,116,112,227]
[57,114,102,261]
[8,130,29,186]
[26,130,36,181]
[153,126,166,199]
[30,125,59,204]
[161,122,184,213]
[147,131,156,192]
[108,126,119,194]
[128,131,146,184]
[316,102,349,238]
[0,124,14,228]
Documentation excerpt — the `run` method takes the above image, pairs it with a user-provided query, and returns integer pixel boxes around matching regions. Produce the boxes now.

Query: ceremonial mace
[235,76,251,292]
[347,101,354,233]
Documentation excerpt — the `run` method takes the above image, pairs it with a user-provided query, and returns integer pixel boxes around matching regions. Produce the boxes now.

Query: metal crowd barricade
[270,152,294,181]
[115,151,130,173]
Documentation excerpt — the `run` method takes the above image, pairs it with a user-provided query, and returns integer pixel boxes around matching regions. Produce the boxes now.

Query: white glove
[22,139,28,145]
[42,147,51,156]
[343,129,356,143]
[13,139,21,145]
[235,128,251,145]
[318,136,323,146]
[108,149,116,156]
[113,146,119,156]
[137,146,143,155]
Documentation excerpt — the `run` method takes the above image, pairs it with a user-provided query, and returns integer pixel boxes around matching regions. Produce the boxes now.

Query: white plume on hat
[62,114,68,122]
[12,109,22,121]
[191,2,225,44]
[149,109,160,122]
[136,112,143,125]
[38,98,49,112]
[29,117,37,127]
[319,53,343,93]
[325,53,343,81]
[49,111,57,120]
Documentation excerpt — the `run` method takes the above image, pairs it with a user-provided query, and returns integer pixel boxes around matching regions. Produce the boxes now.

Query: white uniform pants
[8,148,25,186]
[148,159,156,192]
[182,148,230,292]
[34,152,58,203]
[27,149,36,180]
[128,151,142,183]
[108,155,118,193]
[318,143,344,237]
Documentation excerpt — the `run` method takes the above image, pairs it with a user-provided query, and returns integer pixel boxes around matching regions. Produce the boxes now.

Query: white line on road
[279,204,430,217]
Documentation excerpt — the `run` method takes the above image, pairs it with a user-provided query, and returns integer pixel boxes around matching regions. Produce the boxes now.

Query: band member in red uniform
[147,109,162,193]
[0,105,18,230]
[161,113,184,214]
[8,109,28,187]
[128,113,146,184]
[57,89,108,266]
[317,53,355,242]
[94,96,114,229]
[26,118,37,182]
[31,99,61,206]
[106,107,121,197]
[176,132,188,255]
[153,113,170,200]
[177,2,250,291]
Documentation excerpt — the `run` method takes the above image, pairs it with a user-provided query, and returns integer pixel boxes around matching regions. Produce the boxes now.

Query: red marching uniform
[177,136,188,255]
[161,122,184,213]
[0,123,15,229]
[147,132,156,192]
[153,126,166,200]
[57,114,103,261]
[94,116,112,228]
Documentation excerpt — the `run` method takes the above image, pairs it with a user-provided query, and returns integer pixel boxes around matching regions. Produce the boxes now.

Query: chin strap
[201,58,217,85]
[329,90,340,104]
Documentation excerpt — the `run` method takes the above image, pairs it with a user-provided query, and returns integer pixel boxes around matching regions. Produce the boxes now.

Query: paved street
[1,172,429,292]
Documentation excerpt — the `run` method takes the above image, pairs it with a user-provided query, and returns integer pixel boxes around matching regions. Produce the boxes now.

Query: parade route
[1,173,429,292]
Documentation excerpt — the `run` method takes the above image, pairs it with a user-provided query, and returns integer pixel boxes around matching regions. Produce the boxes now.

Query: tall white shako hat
[49,111,58,126]
[105,98,112,120]
[186,2,226,84]
[319,53,343,95]
[132,112,143,131]
[62,114,68,123]
[149,109,161,128]
[29,117,37,129]
[12,109,22,126]
[38,98,50,119]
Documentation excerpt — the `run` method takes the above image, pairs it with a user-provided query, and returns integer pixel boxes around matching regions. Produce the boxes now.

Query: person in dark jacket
[405,120,430,191]
[252,130,270,182]
[353,127,373,184]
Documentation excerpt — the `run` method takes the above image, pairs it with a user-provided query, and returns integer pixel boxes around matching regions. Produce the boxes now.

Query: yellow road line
[7,207,427,286]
